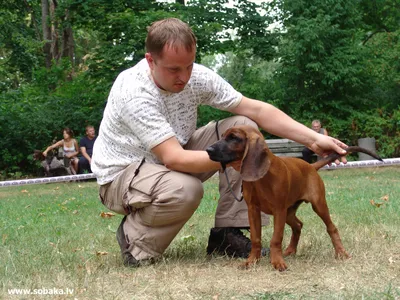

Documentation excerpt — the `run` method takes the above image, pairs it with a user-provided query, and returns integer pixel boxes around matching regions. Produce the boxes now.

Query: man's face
[312,122,321,132]
[145,44,196,93]
[86,127,95,139]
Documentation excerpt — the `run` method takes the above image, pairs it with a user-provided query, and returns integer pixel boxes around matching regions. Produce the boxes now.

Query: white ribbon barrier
[321,157,400,170]
[0,158,399,188]
[0,173,96,188]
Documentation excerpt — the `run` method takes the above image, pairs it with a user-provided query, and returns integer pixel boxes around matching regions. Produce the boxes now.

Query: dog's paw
[283,247,296,257]
[335,250,351,260]
[271,258,288,272]
[238,262,250,270]
[239,257,259,270]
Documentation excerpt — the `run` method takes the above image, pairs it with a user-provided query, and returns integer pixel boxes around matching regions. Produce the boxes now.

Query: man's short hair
[312,120,321,126]
[145,18,196,59]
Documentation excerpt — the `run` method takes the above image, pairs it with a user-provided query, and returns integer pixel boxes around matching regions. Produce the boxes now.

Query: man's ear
[240,133,270,181]
[145,53,155,70]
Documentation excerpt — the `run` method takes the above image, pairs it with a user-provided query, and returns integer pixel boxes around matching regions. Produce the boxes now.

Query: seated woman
[43,127,80,174]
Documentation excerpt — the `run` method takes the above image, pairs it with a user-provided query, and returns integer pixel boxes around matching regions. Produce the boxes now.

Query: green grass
[1,167,399,299]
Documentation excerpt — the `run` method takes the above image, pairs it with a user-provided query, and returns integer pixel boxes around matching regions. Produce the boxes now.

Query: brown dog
[206,125,383,271]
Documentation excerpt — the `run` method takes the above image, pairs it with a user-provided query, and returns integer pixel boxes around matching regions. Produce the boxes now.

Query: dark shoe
[123,252,140,267]
[206,227,269,258]
[116,216,140,268]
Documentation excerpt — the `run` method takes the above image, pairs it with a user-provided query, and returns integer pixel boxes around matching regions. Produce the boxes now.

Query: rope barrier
[0,158,399,188]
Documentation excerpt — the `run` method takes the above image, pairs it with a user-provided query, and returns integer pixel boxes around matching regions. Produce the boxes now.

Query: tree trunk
[49,0,60,62]
[61,10,75,66]
[42,0,75,68]
[41,0,52,68]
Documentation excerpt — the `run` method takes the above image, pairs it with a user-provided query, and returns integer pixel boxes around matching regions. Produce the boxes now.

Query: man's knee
[223,115,258,130]
[175,175,204,212]
[79,156,88,165]
[143,174,203,227]
[78,157,90,171]
[236,115,258,128]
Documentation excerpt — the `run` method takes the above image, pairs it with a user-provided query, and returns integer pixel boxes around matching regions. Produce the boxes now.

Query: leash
[215,121,243,202]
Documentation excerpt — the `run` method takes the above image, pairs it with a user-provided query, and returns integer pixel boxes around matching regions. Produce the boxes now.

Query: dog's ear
[240,133,270,181]
[33,150,45,161]
[33,150,40,159]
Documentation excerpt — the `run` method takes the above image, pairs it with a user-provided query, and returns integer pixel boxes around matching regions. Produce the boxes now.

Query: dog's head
[33,150,45,161]
[206,125,271,181]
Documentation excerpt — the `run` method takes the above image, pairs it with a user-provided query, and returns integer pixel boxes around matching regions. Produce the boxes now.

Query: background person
[91,18,347,268]
[78,125,97,174]
[43,127,79,174]
[302,120,329,163]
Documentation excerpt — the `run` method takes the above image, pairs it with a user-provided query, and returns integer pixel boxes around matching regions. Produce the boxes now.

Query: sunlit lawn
[1,167,399,299]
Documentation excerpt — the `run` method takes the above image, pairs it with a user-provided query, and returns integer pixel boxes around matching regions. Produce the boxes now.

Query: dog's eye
[227,134,242,143]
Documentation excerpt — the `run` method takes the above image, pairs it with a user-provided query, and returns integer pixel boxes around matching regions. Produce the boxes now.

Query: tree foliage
[0,0,399,177]
[269,0,399,152]
[271,0,367,116]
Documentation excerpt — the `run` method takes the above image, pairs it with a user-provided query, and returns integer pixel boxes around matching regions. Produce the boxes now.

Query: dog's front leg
[270,210,288,271]
[243,202,262,268]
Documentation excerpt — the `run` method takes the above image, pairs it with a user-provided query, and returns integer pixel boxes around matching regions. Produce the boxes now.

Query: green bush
[0,63,108,177]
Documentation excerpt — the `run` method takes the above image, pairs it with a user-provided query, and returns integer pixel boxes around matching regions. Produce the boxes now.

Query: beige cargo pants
[99,116,269,261]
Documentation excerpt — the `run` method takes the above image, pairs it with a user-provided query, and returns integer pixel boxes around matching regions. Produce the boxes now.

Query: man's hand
[310,135,348,164]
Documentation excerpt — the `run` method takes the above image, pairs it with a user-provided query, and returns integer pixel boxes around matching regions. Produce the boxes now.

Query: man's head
[85,125,96,139]
[311,120,322,133]
[145,18,197,93]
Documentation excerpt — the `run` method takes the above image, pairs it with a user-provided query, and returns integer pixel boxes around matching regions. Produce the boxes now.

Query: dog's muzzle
[206,144,237,171]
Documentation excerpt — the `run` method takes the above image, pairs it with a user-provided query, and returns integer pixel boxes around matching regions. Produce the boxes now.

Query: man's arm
[152,96,347,173]
[229,96,347,158]
[152,137,221,173]
[80,146,91,163]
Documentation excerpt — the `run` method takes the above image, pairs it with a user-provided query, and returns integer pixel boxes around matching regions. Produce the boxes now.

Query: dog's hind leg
[310,197,350,259]
[284,207,303,256]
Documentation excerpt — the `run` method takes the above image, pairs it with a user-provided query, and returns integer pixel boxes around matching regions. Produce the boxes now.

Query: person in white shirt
[91,18,348,267]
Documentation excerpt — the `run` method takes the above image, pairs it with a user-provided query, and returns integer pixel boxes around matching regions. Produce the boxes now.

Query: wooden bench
[265,139,315,158]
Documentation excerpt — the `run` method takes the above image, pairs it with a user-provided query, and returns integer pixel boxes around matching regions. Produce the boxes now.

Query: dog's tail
[312,146,383,170]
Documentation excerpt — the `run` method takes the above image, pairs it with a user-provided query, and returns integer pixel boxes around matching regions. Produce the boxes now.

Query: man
[78,125,97,174]
[302,120,328,163]
[91,18,347,268]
